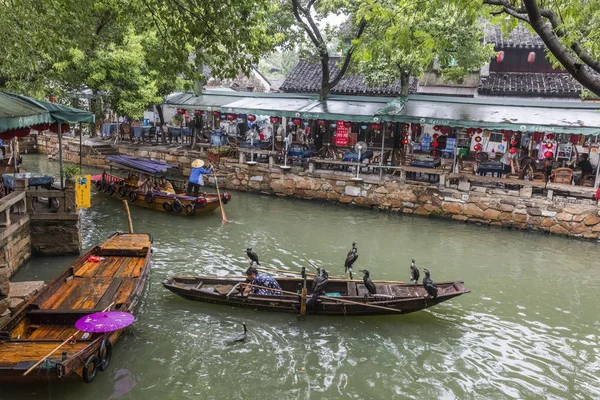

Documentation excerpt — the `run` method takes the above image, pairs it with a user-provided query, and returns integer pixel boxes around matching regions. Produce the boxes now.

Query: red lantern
[545,142,553,149]
[403,123,409,130]
[247,114,256,122]
[411,123,420,133]
[177,108,185,115]
[510,139,518,146]
[440,126,448,135]
[432,133,439,140]
[433,125,440,131]
[32,123,50,132]
[474,136,482,143]
[528,51,536,63]
[496,51,504,64]
[226,114,236,121]
[317,119,325,126]
[474,144,482,151]
[403,132,409,137]
[292,118,302,126]
[212,111,220,117]
[544,151,553,159]
[476,128,483,134]
[372,123,381,131]
[431,141,439,148]
[194,110,203,117]
[545,133,555,141]
[402,138,409,145]
[509,147,517,154]
[344,121,352,128]
[270,116,280,124]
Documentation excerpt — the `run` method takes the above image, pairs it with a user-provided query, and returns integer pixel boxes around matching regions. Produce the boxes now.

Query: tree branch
[291,0,321,50]
[329,19,367,88]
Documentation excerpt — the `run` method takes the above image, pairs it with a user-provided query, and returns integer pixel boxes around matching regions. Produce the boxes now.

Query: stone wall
[30,213,81,256]
[37,135,110,168]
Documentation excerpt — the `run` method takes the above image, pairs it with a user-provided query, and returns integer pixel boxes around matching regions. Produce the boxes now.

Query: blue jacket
[189,167,212,186]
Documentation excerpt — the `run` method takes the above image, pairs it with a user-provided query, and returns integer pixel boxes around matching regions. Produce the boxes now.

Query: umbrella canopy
[75,311,135,333]
[0,92,51,134]
[6,93,95,124]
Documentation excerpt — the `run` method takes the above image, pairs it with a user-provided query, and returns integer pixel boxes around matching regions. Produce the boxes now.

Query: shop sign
[334,120,349,146]
[75,175,91,209]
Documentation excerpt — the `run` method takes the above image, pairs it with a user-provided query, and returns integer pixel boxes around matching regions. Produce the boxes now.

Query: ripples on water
[2,155,600,399]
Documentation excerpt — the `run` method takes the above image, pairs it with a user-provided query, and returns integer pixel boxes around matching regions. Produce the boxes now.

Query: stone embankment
[39,136,600,241]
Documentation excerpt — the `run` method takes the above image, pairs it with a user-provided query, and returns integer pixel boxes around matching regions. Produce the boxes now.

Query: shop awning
[165,91,250,111]
[0,92,51,134]
[297,97,392,122]
[219,96,316,118]
[6,93,95,123]
[378,95,600,135]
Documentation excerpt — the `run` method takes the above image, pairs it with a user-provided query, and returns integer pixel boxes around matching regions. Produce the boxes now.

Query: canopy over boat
[107,155,179,175]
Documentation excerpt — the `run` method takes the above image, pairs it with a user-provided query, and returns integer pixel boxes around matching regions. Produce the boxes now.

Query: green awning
[219,97,316,118]
[379,95,600,135]
[298,98,389,122]
[7,93,95,123]
[0,92,51,133]
[165,91,246,111]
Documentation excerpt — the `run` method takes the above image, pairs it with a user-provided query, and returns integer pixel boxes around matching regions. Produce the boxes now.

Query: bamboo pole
[177,275,406,284]
[23,302,116,376]
[300,268,307,317]
[240,283,403,313]
[122,200,134,233]
[212,167,228,223]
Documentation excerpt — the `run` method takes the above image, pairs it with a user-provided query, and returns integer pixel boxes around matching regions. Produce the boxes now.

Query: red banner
[334,120,349,146]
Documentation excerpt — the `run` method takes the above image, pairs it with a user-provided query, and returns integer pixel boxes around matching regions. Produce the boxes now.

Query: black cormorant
[312,268,329,294]
[422,269,438,299]
[225,323,248,343]
[360,269,377,295]
[246,247,260,266]
[410,259,420,284]
[344,242,358,273]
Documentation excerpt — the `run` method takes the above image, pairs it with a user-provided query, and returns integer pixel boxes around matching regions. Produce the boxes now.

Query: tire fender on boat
[172,199,183,214]
[106,183,116,196]
[144,191,154,204]
[128,190,138,203]
[118,185,128,198]
[184,204,195,216]
[98,338,112,372]
[82,354,100,383]
[163,202,173,213]
[95,180,103,191]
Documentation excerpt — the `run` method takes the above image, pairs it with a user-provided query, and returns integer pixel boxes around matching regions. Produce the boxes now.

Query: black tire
[95,180,103,191]
[118,185,128,198]
[82,354,100,383]
[144,191,154,204]
[163,202,173,213]
[128,190,138,203]
[106,183,116,196]
[98,338,112,372]
[172,199,183,214]
[184,204,195,216]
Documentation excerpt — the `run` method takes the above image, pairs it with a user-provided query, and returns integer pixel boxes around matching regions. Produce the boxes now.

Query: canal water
[1,155,599,399]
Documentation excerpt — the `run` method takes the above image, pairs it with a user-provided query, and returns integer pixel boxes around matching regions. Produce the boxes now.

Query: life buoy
[106,183,116,196]
[144,191,154,204]
[118,185,128,198]
[163,202,173,212]
[184,204,195,216]
[98,338,112,372]
[82,354,100,383]
[95,180,103,191]
[172,199,183,214]
[128,190,138,203]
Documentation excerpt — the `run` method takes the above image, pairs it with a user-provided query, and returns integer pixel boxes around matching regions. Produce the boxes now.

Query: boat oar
[23,302,116,377]
[239,283,403,314]
[211,167,228,223]
[122,200,134,233]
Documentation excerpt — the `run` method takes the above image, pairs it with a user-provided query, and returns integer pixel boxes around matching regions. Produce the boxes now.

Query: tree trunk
[400,72,410,97]
[319,54,330,101]
[156,104,165,126]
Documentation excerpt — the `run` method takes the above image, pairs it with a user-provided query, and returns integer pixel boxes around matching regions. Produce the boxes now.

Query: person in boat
[186,159,213,197]
[137,174,151,192]
[243,267,282,296]
[156,176,175,194]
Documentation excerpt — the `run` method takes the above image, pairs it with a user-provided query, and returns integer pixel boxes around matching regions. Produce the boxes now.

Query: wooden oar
[122,200,134,233]
[23,302,116,377]
[240,283,403,314]
[211,167,228,223]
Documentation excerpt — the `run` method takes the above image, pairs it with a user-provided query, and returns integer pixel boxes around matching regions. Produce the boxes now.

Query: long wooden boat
[162,275,470,316]
[0,233,152,383]
[91,155,231,217]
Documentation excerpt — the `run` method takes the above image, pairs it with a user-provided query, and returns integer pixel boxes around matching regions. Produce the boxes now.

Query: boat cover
[106,155,179,175]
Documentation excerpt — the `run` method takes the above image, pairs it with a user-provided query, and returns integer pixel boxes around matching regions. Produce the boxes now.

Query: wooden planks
[0,342,88,364]
[101,234,151,251]
[28,325,78,340]
[116,258,145,278]
[40,279,79,310]
[113,279,137,306]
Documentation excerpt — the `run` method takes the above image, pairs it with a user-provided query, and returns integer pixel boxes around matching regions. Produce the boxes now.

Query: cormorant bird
[360,269,377,295]
[307,269,329,310]
[344,242,358,273]
[422,269,438,299]
[225,322,248,343]
[410,259,420,284]
[246,247,260,266]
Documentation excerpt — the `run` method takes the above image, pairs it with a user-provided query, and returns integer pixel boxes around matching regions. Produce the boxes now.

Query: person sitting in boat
[186,159,213,197]
[137,174,151,192]
[156,176,175,194]
[243,267,282,296]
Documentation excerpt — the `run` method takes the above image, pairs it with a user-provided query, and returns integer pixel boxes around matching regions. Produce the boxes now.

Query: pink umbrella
[75,312,135,333]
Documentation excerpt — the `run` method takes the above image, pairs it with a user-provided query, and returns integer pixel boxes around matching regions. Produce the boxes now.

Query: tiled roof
[478,72,582,98]
[280,59,415,96]
[485,24,546,49]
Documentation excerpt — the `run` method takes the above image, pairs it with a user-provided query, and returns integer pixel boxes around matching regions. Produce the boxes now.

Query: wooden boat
[0,233,152,383]
[91,155,230,217]
[162,275,470,316]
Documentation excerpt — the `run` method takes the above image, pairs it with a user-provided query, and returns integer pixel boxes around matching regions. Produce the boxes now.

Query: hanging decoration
[496,51,504,63]
[194,110,203,117]
[372,123,381,132]
[509,147,517,154]
[292,118,302,126]
[270,116,280,124]
[532,132,543,143]
[177,109,186,115]
[476,128,483,134]
[474,135,482,143]
[212,111,220,117]
[474,144,482,151]
[343,121,352,128]
[411,123,420,133]
[545,142,553,149]
[247,114,256,122]
[545,133,555,141]
[317,119,325,127]
[527,51,536,63]
[226,114,236,121]
[49,123,70,134]
[544,151,554,158]
[402,138,409,145]
[433,125,440,131]
[31,123,50,132]
[432,133,439,140]
[431,141,439,148]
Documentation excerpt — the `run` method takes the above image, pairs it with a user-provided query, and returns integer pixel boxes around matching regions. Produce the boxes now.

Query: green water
[1,155,599,399]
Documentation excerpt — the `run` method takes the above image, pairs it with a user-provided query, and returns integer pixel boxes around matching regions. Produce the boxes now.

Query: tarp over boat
[107,155,179,175]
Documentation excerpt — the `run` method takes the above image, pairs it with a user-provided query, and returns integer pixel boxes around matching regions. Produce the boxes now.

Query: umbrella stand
[23,302,115,377]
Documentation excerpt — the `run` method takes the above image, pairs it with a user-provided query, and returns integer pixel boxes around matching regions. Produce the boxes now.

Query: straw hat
[191,159,205,168]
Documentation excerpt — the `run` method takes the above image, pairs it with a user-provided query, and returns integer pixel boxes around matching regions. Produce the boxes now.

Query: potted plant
[62,165,83,188]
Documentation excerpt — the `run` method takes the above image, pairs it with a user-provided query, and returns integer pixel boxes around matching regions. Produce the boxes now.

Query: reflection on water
[2,155,600,399]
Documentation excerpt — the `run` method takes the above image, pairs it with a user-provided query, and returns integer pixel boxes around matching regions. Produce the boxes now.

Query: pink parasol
[75,312,135,333]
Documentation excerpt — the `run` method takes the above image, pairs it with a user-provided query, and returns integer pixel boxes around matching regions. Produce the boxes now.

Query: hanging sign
[334,120,349,146]
[75,175,91,209]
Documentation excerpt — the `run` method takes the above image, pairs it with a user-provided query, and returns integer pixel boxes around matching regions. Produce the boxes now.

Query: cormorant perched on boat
[422,269,438,299]
[410,259,420,284]
[225,322,248,343]
[359,269,377,295]
[307,269,329,310]
[246,247,260,266]
[345,242,358,274]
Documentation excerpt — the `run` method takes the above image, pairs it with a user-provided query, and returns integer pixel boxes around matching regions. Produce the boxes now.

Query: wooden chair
[531,171,547,182]
[552,168,574,184]
[580,174,595,187]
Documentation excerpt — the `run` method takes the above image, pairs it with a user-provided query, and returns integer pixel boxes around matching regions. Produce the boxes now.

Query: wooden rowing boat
[162,275,470,316]
[0,233,152,383]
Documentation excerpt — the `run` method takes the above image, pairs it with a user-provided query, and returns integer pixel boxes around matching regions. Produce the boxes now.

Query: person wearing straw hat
[187,159,213,197]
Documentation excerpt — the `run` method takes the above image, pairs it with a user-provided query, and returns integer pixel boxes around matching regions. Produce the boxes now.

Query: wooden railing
[26,189,76,214]
[0,191,27,228]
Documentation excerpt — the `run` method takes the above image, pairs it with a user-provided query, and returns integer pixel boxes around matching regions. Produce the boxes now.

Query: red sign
[334,120,349,146]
